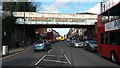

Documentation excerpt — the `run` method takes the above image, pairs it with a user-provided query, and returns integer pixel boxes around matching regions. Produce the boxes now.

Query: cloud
[38,3,59,13]
[37,0,102,13]
[0,3,2,10]
[84,3,100,14]
[56,0,72,2]
[0,4,2,16]
[1,0,102,2]
[56,0,102,2]
[38,1,68,13]
[32,0,102,2]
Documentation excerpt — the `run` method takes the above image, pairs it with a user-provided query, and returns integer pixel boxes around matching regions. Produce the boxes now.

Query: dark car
[69,40,76,47]
[33,39,52,52]
[83,40,97,52]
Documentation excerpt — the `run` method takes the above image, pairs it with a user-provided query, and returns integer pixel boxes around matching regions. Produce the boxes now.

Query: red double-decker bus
[46,32,56,43]
[97,2,120,63]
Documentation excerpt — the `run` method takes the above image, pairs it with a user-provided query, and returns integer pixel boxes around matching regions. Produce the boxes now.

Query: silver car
[71,40,83,48]
[84,40,97,52]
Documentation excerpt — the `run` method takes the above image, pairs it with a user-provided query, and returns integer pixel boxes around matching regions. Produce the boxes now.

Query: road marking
[46,55,64,57]
[48,49,52,53]
[58,45,63,53]
[2,49,31,59]
[35,55,46,65]
[43,59,68,64]
[64,54,71,64]
[60,49,63,53]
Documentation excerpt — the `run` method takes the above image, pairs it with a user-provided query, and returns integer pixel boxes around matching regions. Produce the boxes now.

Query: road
[2,41,119,68]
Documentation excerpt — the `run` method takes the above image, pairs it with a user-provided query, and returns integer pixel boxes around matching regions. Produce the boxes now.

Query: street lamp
[22,2,26,47]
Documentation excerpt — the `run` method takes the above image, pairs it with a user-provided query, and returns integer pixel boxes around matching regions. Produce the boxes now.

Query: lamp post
[23,2,25,47]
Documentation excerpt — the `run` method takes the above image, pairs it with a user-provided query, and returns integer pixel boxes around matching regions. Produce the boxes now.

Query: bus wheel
[110,52,118,63]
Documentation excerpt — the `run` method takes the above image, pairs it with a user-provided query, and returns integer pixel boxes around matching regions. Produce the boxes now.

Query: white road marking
[46,55,64,57]
[64,54,71,64]
[2,49,31,59]
[35,55,46,65]
[48,49,52,53]
[43,59,68,64]
[60,49,63,53]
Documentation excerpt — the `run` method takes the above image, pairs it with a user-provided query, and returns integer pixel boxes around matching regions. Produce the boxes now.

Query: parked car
[69,40,72,43]
[66,39,70,42]
[69,40,83,47]
[69,40,76,46]
[33,39,52,52]
[72,40,84,48]
[83,40,97,52]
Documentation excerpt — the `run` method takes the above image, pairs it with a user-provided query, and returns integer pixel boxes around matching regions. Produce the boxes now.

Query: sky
[0,0,102,36]
[33,0,102,36]
[35,1,101,14]
[0,3,2,16]
[52,28,70,36]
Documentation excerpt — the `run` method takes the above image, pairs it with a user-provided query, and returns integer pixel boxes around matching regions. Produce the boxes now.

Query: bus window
[109,5,120,21]
[109,16,119,21]
[101,15,109,24]
[110,32,120,46]
[105,32,108,44]
[100,33,104,44]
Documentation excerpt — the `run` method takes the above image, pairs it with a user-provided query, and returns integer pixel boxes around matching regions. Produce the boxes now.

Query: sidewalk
[2,45,32,57]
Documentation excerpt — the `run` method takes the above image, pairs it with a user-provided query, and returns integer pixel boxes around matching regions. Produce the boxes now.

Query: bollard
[2,45,8,56]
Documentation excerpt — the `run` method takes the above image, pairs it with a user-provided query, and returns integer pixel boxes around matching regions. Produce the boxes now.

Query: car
[71,40,84,48]
[66,39,70,42]
[33,39,52,52]
[83,40,97,52]
[69,40,76,46]
[69,40,72,44]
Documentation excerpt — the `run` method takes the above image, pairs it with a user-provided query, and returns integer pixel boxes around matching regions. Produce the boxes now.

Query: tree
[2,2,37,32]
[2,2,37,12]
[2,2,38,47]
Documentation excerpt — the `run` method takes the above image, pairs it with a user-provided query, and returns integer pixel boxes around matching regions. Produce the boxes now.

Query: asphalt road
[2,41,120,68]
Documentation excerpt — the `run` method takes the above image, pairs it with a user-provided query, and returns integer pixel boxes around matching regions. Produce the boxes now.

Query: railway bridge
[9,12,97,47]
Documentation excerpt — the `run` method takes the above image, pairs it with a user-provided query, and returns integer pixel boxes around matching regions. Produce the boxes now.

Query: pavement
[2,45,32,57]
